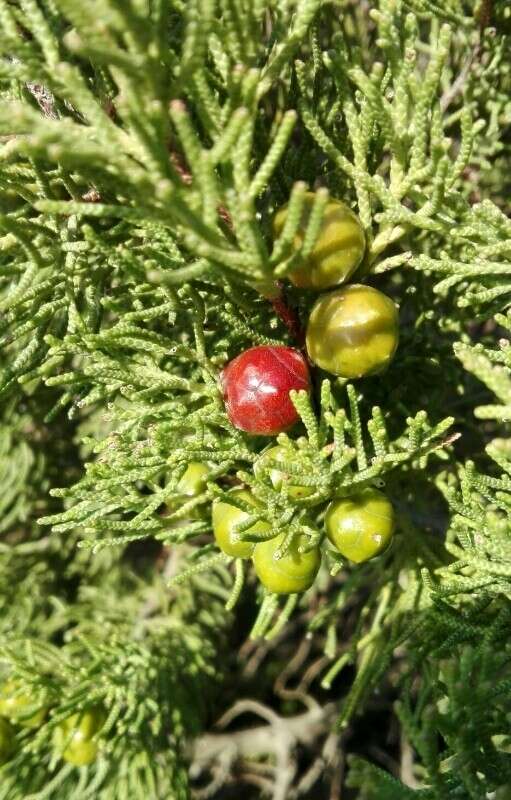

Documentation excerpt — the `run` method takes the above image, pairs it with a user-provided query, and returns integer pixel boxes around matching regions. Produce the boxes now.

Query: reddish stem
[268,282,305,348]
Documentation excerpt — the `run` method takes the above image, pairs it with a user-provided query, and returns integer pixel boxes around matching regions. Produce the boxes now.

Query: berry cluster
[0,680,104,767]
[221,193,399,437]
[213,193,398,593]
[212,480,394,594]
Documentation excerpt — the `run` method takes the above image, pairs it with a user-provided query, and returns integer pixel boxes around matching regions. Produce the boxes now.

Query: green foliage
[348,602,511,799]
[0,572,228,799]
[0,0,510,797]
[455,311,511,421]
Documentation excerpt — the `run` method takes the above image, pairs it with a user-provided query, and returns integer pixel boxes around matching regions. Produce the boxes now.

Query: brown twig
[170,150,193,186]
[273,638,317,708]
[190,702,338,800]
[440,52,478,113]
[400,732,421,788]
[169,143,233,227]
[478,0,493,35]
[299,654,331,691]
[26,82,58,119]
[240,610,315,677]
[440,0,496,116]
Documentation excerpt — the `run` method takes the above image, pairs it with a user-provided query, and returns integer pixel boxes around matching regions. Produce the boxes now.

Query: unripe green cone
[325,488,395,563]
[177,462,209,496]
[56,707,105,767]
[306,284,399,378]
[212,489,270,558]
[252,532,321,594]
[273,193,365,290]
[0,680,48,728]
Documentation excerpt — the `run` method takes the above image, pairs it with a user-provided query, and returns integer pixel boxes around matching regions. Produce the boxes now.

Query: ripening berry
[272,192,365,290]
[252,532,321,594]
[177,462,209,496]
[325,488,395,563]
[56,707,105,767]
[212,489,270,558]
[306,284,399,378]
[221,346,311,435]
[0,680,48,728]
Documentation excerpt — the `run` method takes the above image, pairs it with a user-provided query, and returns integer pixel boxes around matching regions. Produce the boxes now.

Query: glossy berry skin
[213,489,270,558]
[0,680,47,728]
[57,708,105,767]
[0,718,14,765]
[177,462,209,496]
[252,532,321,594]
[273,192,365,290]
[254,446,313,499]
[221,346,311,436]
[325,488,395,563]
[306,284,399,378]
